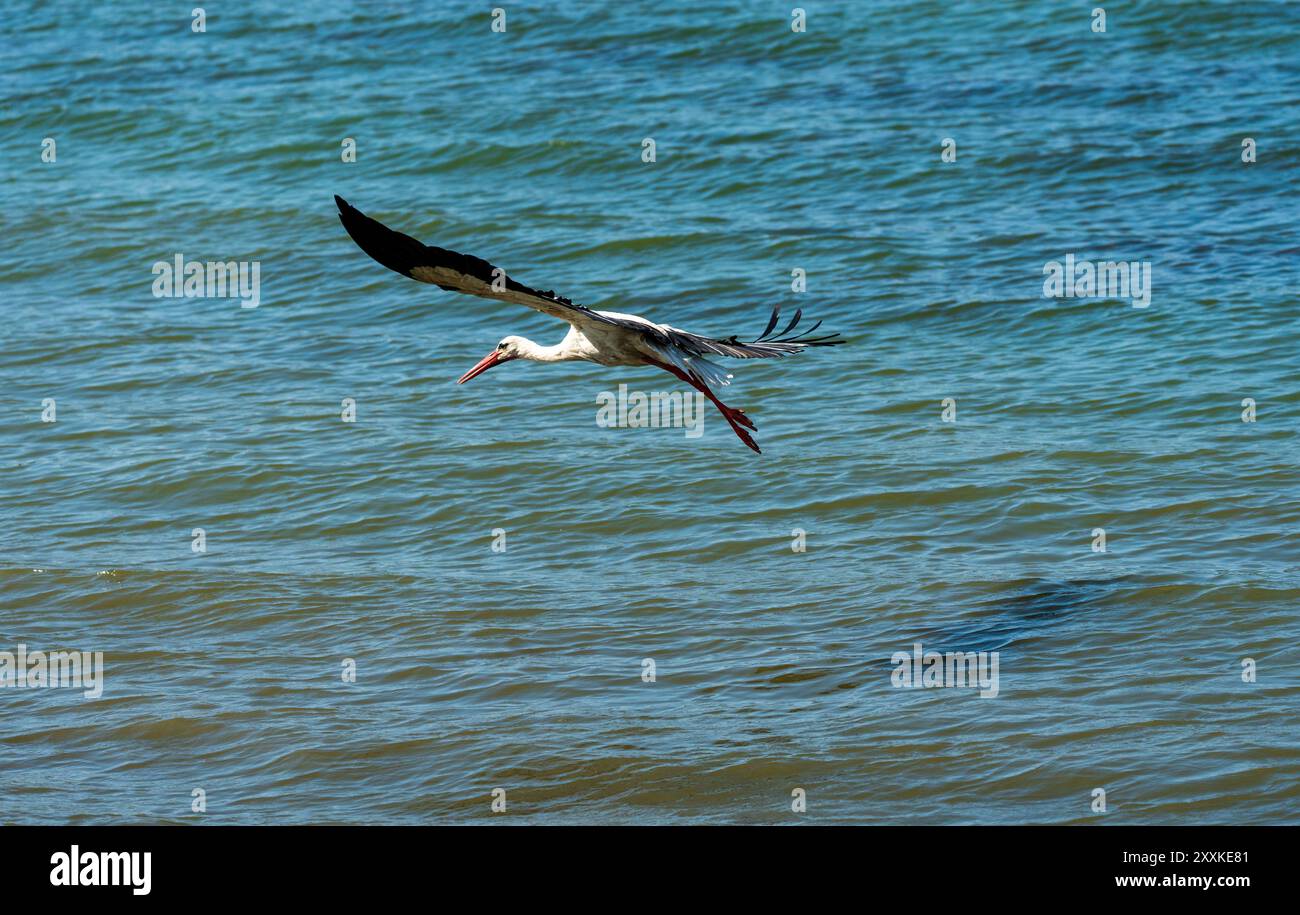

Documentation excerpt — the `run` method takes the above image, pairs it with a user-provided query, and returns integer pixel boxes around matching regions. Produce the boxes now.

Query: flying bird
[334,196,844,453]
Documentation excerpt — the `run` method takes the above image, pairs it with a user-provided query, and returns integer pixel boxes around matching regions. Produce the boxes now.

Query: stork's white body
[525,312,735,386]
[533,313,658,366]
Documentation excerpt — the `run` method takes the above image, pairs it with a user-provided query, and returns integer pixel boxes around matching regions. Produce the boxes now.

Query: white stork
[335,196,844,453]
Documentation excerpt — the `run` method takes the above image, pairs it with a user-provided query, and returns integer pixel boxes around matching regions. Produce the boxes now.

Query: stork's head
[457,336,525,384]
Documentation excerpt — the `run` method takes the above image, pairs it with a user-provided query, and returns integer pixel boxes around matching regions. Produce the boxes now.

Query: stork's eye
[497,342,507,351]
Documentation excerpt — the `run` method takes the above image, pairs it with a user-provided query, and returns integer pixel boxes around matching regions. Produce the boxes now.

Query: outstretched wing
[335,195,616,328]
[655,307,845,360]
[336,196,846,361]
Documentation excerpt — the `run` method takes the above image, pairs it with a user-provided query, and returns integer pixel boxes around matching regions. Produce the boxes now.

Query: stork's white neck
[514,337,582,363]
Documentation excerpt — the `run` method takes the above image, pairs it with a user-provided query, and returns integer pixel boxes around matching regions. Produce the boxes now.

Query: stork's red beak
[457,349,513,384]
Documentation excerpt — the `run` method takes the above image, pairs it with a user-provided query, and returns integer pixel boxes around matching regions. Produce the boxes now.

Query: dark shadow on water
[739,576,1147,695]
[910,575,1138,658]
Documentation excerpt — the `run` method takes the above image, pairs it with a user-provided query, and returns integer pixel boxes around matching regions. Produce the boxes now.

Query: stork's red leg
[642,357,761,454]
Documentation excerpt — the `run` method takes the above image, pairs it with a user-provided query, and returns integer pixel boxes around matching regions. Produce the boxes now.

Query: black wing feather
[660,306,845,360]
[335,195,614,326]
[756,307,782,342]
